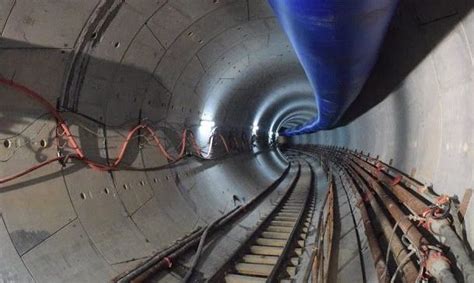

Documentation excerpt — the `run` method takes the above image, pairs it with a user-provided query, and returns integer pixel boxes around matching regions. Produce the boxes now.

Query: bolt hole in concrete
[114,42,120,48]
[104,188,110,194]
[153,178,158,183]
[123,184,129,190]
[80,192,86,200]
[139,180,145,186]
[3,139,11,148]
[39,139,47,148]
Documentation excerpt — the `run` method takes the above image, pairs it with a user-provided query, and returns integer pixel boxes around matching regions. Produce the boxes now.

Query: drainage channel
[214,160,315,283]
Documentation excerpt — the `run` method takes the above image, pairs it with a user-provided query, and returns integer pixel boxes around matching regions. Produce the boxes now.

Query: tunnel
[1,0,473,282]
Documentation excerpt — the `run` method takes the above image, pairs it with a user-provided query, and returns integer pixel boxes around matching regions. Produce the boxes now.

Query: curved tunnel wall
[292,0,474,244]
[0,0,296,281]
[1,0,474,281]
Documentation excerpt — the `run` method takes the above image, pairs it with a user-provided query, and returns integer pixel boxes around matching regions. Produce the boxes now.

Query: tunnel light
[200,119,215,130]
[251,124,259,135]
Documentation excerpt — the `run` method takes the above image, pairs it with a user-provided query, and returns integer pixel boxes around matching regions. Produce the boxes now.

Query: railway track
[117,146,470,283]
[218,161,316,282]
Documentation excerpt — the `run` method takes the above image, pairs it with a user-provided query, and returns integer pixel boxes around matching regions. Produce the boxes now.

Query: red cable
[0,157,64,184]
[147,126,177,161]
[0,78,238,185]
[0,78,63,122]
[186,131,204,156]
[112,124,147,167]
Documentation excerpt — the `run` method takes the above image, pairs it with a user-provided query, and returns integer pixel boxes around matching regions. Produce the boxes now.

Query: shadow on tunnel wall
[0,36,236,193]
[336,0,473,127]
[0,35,288,263]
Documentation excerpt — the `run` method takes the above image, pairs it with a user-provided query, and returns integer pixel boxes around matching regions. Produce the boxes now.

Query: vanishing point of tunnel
[1,0,474,282]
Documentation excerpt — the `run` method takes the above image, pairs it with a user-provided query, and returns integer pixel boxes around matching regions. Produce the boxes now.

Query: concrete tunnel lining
[0,0,474,282]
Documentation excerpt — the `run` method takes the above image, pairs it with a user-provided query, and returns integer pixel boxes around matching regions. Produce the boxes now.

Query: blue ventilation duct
[269,0,399,136]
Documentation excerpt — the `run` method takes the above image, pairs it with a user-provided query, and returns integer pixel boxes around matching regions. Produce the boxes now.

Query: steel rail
[113,163,292,282]
[268,162,314,282]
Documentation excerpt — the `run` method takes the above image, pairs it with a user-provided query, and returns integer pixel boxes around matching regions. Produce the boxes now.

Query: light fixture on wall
[200,119,215,130]
[251,123,259,135]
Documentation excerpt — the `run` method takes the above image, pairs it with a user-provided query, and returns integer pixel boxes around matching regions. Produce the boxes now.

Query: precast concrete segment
[0,1,294,281]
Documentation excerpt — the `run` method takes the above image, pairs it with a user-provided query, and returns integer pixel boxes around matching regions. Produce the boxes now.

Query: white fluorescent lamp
[251,123,259,135]
[200,119,215,129]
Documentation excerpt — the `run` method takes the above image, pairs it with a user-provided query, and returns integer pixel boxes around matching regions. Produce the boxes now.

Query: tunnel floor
[106,146,469,283]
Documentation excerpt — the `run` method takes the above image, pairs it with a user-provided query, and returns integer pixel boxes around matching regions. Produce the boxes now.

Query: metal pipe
[336,149,455,282]
[349,155,428,215]
[296,146,461,282]
[350,150,437,203]
[429,217,474,282]
[341,163,418,282]
[347,149,474,282]
[296,147,418,282]
[347,158,427,249]
[338,165,390,283]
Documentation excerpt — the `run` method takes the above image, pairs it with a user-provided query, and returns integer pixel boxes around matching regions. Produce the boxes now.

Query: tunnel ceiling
[0,0,315,140]
[0,2,315,279]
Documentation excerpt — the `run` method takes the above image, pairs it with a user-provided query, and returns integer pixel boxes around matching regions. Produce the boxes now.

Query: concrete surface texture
[0,0,296,281]
[0,0,473,282]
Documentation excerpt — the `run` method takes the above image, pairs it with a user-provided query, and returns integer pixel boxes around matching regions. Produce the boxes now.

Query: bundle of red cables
[0,78,237,185]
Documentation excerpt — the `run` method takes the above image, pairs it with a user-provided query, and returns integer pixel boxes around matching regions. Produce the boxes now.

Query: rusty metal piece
[303,147,419,282]
[309,148,417,282]
[350,156,428,216]
[425,250,457,283]
[391,175,403,186]
[459,188,472,218]
[352,151,438,204]
[320,147,458,283]
[428,216,474,282]
[348,159,428,249]
[293,147,463,282]
[353,182,389,282]
[312,176,335,283]
[342,164,418,283]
